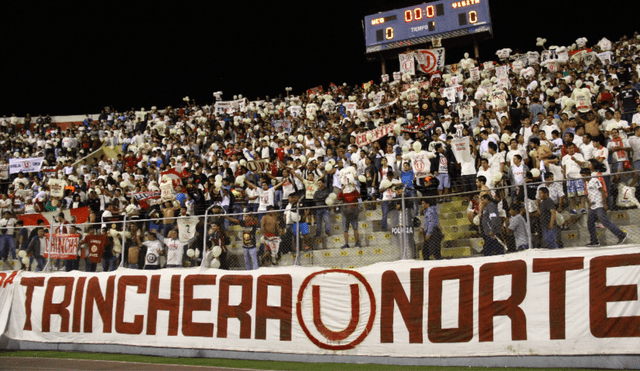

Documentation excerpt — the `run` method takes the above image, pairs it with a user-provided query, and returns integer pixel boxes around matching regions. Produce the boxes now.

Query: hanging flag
[415,48,445,74]
[399,52,416,75]
[17,207,90,227]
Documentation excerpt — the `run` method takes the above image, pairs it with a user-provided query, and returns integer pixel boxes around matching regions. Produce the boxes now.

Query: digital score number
[364,0,492,53]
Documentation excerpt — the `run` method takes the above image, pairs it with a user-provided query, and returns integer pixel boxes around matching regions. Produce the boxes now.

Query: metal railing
[3,169,640,272]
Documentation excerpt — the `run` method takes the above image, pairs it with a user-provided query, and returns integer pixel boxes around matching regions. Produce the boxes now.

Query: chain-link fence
[2,169,640,273]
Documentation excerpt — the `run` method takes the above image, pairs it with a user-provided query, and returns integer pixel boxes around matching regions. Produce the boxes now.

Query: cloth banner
[356,124,394,147]
[483,61,494,70]
[527,51,540,65]
[161,169,186,189]
[273,120,292,132]
[451,137,472,163]
[399,52,416,75]
[9,157,44,174]
[17,207,90,227]
[363,99,399,113]
[84,235,107,263]
[43,233,80,260]
[177,217,199,243]
[306,85,324,96]
[0,271,16,335]
[439,86,463,103]
[246,159,271,173]
[128,192,161,210]
[48,179,66,198]
[4,246,640,357]
[415,48,445,74]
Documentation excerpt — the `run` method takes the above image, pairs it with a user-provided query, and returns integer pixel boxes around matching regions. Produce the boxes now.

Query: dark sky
[1,1,637,117]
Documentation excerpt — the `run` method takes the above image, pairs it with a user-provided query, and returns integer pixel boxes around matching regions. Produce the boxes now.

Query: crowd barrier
[2,170,639,274]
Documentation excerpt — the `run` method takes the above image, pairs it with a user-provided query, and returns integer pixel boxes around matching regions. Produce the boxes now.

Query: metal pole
[201,204,216,269]
[522,180,534,250]
[44,221,58,272]
[119,215,127,269]
[381,58,386,76]
[474,40,480,59]
[295,201,301,266]
[401,186,407,260]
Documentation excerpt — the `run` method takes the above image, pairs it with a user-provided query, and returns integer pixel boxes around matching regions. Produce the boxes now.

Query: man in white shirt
[579,133,595,162]
[607,128,631,183]
[562,143,587,214]
[583,166,627,247]
[0,211,17,261]
[139,229,164,269]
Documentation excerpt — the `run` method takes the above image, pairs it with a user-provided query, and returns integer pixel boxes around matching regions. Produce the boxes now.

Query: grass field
[0,350,602,370]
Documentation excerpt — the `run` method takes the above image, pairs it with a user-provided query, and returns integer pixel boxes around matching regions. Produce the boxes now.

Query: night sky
[1,1,637,117]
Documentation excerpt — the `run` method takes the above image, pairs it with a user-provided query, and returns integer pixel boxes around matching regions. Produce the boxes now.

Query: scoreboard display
[364,0,492,54]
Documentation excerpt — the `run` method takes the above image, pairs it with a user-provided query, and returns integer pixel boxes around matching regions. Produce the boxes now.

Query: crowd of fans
[1,32,640,272]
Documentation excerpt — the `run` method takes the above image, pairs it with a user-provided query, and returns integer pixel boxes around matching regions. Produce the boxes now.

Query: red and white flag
[415,48,445,74]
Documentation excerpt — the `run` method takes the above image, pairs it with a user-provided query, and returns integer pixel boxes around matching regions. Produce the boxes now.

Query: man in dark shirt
[618,81,639,122]
[538,187,558,249]
[312,181,332,237]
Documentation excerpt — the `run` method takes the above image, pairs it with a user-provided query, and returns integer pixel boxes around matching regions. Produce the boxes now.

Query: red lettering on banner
[380,268,424,343]
[217,275,253,339]
[313,284,360,342]
[428,266,474,343]
[21,277,45,331]
[590,253,640,337]
[479,261,527,341]
[72,277,86,333]
[115,275,147,335]
[42,277,74,333]
[1,271,17,287]
[84,276,115,333]
[147,275,181,336]
[255,275,292,341]
[182,275,216,338]
[533,257,584,339]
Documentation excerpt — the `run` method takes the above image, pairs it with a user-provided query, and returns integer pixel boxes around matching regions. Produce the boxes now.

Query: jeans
[542,227,559,249]
[0,234,15,260]
[404,188,419,215]
[102,256,118,272]
[30,256,45,272]
[64,258,80,272]
[85,259,97,272]
[381,201,390,230]
[483,235,505,256]
[315,209,331,236]
[274,190,283,208]
[587,207,625,244]
[243,247,259,270]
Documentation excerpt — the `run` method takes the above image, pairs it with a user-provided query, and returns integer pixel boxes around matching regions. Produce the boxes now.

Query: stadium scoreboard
[364,0,492,54]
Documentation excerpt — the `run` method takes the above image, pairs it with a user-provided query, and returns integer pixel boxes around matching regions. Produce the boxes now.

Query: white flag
[415,48,445,74]
[399,53,416,75]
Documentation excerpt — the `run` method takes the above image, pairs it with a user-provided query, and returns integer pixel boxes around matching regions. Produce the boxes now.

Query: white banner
[399,53,416,75]
[495,65,509,79]
[5,247,640,357]
[9,157,44,174]
[356,124,394,147]
[415,48,445,74]
[0,271,17,335]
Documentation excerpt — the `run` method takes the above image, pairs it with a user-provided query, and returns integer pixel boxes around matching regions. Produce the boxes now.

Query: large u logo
[312,284,360,341]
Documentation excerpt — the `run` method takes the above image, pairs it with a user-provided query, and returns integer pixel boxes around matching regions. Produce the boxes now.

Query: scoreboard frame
[364,0,492,55]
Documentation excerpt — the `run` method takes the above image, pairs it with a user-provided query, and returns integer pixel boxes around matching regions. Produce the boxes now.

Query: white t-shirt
[592,146,611,174]
[628,135,640,162]
[579,142,595,161]
[143,240,163,266]
[607,138,630,163]
[163,238,184,266]
[562,153,585,179]
[587,175,605,210]
[257,187,276,211]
